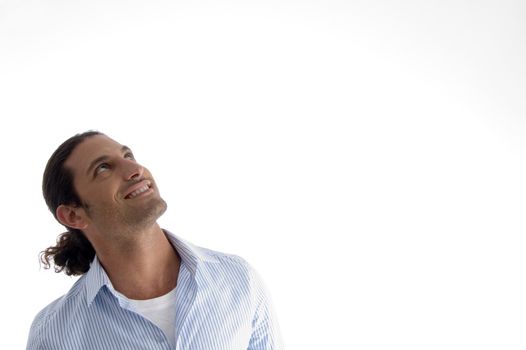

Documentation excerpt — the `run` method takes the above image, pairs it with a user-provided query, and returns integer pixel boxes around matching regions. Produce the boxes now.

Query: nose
[122,159,144,181]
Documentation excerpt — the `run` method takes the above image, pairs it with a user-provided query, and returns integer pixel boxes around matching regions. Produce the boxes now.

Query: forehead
[65,135,123,176]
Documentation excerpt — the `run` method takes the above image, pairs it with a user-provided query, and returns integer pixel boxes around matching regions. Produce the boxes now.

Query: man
[27,131,283,350]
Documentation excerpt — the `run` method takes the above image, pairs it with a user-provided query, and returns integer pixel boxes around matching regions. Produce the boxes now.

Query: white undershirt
[117,287,177,348]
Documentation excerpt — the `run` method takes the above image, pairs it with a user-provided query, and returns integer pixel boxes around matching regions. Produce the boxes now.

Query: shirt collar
[84,229,217,306]
[84,255,111,306]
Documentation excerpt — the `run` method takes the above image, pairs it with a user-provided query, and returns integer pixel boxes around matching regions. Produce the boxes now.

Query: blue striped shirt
[27,231,283,349]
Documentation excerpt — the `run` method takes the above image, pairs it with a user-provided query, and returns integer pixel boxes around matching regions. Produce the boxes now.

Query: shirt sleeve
[26,311,45,350]
[247,266,284,350]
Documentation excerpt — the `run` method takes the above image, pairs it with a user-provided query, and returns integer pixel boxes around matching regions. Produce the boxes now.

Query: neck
[90,224,181,300]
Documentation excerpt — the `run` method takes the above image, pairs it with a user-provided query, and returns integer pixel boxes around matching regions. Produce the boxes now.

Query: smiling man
[27,131,283,350]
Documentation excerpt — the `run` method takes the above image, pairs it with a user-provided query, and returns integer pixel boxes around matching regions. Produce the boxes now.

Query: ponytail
[40,229,95,276]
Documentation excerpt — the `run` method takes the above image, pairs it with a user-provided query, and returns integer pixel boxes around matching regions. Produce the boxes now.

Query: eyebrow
[86,145,133,176]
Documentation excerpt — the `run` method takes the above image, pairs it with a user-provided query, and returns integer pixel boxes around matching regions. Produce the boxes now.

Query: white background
[1,0,526,348]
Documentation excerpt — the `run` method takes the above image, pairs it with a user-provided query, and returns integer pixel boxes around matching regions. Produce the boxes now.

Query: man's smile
[124,180,153,199]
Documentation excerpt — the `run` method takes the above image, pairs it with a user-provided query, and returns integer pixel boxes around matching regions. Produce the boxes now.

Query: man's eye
[124,153,135,160]
[95,163,110,175]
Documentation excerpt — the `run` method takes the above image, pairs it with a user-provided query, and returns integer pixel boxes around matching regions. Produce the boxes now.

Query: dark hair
[40,131,101,276]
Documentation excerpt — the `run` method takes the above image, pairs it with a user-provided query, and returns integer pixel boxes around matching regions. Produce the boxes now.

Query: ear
[56,204,89,230]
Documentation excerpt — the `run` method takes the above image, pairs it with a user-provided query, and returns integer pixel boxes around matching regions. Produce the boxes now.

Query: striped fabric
[27,231,283,349]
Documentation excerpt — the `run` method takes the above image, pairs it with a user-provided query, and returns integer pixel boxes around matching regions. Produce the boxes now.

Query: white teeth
[127,185,150,199]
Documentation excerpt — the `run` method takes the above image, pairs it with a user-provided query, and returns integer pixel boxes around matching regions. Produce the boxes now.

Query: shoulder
[193,244,267,296]
[199,244,250,266]
[27,277,86,346]
[166,231,269,303]
[196,244,254,275]
[168,231,255,278]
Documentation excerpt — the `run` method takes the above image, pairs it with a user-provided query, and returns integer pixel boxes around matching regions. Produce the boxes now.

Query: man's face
[64,134,167,237]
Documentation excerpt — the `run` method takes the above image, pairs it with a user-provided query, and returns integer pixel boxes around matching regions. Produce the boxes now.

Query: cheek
[84,186,119,206]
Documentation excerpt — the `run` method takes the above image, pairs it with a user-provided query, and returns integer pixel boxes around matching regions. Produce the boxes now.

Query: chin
[155,199,168,218]
[144,197,168,223]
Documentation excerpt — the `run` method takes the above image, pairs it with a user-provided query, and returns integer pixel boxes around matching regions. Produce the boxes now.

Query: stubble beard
[123,196,168,231]
[86,196,168,239]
